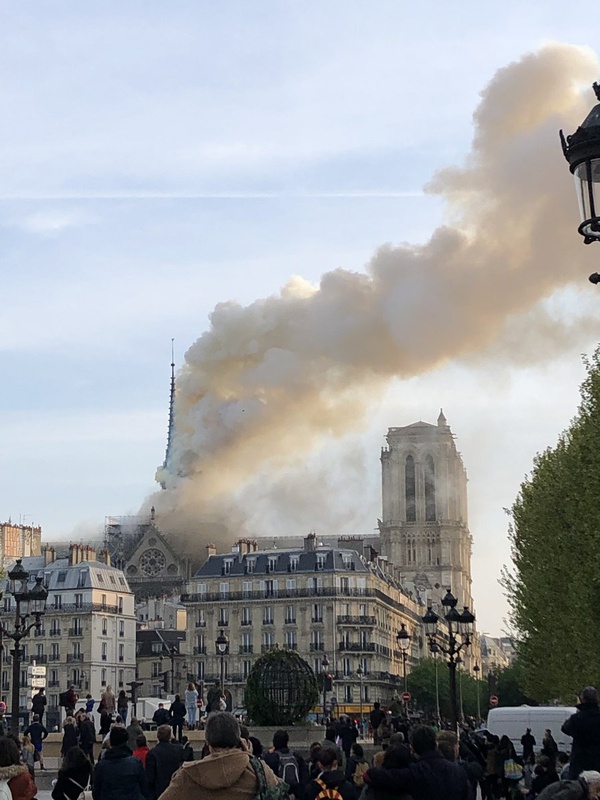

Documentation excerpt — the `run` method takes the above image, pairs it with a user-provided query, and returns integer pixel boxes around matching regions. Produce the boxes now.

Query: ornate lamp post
[422,589,475,731]
[321,654,330,722]
[2,561,48,734]
[560,81,600,282]
[215,630,229,696]
[397,623,411,695]
[473,662,481,721]
[356,664,363,733]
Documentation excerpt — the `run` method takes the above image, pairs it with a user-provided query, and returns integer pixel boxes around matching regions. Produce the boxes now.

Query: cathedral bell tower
[379,410,474,612]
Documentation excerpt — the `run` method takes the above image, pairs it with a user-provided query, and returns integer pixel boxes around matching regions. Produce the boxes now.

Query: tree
[407,658,487,720]
[495,661,538,707]
[505,346,600,701]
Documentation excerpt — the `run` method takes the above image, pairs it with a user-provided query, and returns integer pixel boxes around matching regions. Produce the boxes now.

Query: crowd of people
[1,683,600,799]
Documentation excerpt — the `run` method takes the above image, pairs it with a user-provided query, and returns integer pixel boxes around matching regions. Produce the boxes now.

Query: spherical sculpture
[244,648,319,726]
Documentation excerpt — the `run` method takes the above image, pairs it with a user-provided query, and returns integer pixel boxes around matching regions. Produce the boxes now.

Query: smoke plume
[149,43,600,552]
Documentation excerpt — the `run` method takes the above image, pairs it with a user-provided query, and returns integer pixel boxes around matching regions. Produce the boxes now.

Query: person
[337,716,359,762]
[101,685,116,716]
[263,729,309,799]
[308,741,323,780]
[23,714,48,771]
[133,735,150,767]
[364,724,469,800]
[498,734,521,800]
[248,736,263,757]
[360,745,413,800]
[64,685,78,718]
[377,714,393,750]
[305,744,357,800]
[562,687,600,779]
[152,703,170,727]
[99,709,112,738]
[155,711,283,800]
[85,694,95,714]
[370,703,385,746]
[531,755,559,797]
[345,742,368,787]
[537,770,600,799]
[184,683,199,729]
[543,730,560,770]
[92,725,148,800]
[31,690,46,726]
[20,735,35,776]
[0,735,37,800]
[180,735,194,762]
[522,728,536,761]
[117,691,129,726]
[78,713,96,764]
[61,716,79,757]
[559,753,572,781]
[169,695,186,742]
[127,718,144,752]
[145,724,183,800]
[483,733,503,800]
[52,745,92,800]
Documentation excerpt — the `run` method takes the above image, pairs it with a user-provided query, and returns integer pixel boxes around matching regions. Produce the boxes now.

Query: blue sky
[2,1,600,634]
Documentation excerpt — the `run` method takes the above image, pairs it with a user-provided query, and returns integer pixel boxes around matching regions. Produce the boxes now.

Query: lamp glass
[574,159,600,241]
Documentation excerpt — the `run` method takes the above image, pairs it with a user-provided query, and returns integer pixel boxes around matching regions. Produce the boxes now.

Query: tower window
[405,455,416,522]
[425,455,436,521]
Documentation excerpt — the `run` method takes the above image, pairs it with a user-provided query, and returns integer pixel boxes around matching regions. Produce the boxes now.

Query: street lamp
[321,654,330,723]
[560,81,600,281]
[356,664,364,734]
[422,589,475,731]
[397,623,411,695]
[2,562,48,734]
[473,662,481,721]
[215,630,229,697]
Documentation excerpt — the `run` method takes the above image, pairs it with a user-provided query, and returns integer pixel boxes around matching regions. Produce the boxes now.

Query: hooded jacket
[0,764,37,800]
[562,702,600,778]
[365,749,469,800]
[305,769,358,800]
[146,740,183,800]
[92,743,148,800]
[155,748,281,800]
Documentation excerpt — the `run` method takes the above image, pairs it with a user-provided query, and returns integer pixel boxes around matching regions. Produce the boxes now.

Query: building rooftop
[194,546,369,578]
[6,555,131,593]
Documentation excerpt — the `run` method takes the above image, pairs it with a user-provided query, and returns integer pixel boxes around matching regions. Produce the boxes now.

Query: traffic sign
[402,691,411,702]
[490,695,499,707]
[30,677,46,688]
[27,666,47,677]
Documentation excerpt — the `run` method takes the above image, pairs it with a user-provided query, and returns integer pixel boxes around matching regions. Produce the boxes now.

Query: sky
[2,1,600,636]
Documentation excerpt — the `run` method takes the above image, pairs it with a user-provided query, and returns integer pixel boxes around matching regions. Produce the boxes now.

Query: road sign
[490,695,499,707]
[30,677,46,688]
[27,666,47,677]
[402,691,411,702]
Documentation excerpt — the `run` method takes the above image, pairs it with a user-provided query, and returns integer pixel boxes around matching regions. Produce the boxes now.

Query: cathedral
[378,410,475,614]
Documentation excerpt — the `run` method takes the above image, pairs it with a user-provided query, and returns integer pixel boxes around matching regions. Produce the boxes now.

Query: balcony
[49,629,61,637]
[69,628,83,637]
[240,620,252,626]
[217,620,229,628]
[284,643,298,650]
[311,617,324,624]
[338,642,376,652]
[284,619,296,626]
[195,620,206,628]
[310,643,325,651]
[239,645,253,654]
[34,629,46,638]
[49,654,61,662]
[48,680,60,688]
[181,586,376,604]
[66,654,84,663]
[30,655,48,664]
[261,644,276,653]
[262,619,274,626]
[337,615,376,626]
[193,646,207,655]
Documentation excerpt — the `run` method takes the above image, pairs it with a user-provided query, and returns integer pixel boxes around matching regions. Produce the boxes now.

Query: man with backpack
[263,729,309,799]
[305,745,358,800]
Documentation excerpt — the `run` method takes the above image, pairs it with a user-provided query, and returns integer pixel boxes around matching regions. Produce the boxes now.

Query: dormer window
[289,556,299,572]
[268,557,278,572]
[316,554,326,571]
[246,559,256,574]
[223,559,233,575]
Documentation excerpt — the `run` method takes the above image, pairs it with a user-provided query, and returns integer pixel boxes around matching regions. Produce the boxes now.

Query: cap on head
[582,687,599,704]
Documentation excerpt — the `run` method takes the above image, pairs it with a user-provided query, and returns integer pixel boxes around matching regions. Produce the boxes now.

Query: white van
[486,706,576,755]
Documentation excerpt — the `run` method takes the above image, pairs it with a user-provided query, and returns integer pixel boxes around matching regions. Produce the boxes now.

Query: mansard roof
[194,547,368,578]
[8,556,131,592]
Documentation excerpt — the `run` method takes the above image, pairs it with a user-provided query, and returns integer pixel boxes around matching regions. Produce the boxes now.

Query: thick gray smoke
[149,43,600,551]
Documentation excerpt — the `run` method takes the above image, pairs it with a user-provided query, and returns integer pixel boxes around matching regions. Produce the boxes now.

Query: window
[218,608,229,627]
[101,668,107,687]
[118,644,124,662]
[196,610,206,627]
[263,607,274,625]
[51,644,59,660]
[242,581,252,598]
[57,571,67,583]
[344,685,353,702]
[109,575,116,584]
[219,582,229,598]
[151,642,163,654]
[243,660,252,679]
[284,630,297,649]
[101,643,107,662]
[241,632,252,653]
[343,657,351,676]
[74,593,83,609]
[196,583,206,597]
[405,455,416,522]
[312,604,323,623]
[53,595,62,610]
[101,618,108,635]
[118,597,123,614]
[72,643,81,658]
[285,606,295,625]
[241,608,252,626]
[36,644,44,658]
[262,631,275,650]
[3,598,10,613]
[246,559,256,574]
[197,661,205,680]
[316,554,326,571]
[425,455,436,521]
[314,659,321,675]
[340,577,350,592]
[77,570,87,588]
[289,556,299,572]
[265,579,277,598]
[152,662,161,678]
[267,556,278,572]
[97,572,104,583]
[119,621,125,638]
[286,578,296,592]
[223,559,233,575]
[118,669,124,688]
[101,595,107,610]
[311,630,323,650]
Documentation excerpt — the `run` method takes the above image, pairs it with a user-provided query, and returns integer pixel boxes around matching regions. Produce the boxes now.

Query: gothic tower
[379,410,474,611]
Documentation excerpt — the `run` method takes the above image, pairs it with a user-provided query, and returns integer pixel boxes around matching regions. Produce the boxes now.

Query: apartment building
[1,544,136,724]
[181,535,426,715]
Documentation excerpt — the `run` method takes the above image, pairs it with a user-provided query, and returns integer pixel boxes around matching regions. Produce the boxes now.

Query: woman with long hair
[101,685,115,715]
[184,682,198,729]
[0,736,36,800]
[117,690,128,725]
[61,717,79,758]
[51,746,92,800]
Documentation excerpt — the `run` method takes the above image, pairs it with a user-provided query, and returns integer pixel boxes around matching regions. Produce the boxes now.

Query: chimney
[206,543,217,558]
[68,544,76,566]
[98,548,111,567]
[304,532,317,552]
[43,545,55,566]
[251,540,259,552]
[238,539,249,557]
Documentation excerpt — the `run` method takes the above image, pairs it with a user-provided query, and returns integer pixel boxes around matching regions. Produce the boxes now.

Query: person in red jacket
[0,736,37,800]
[132,734,150,767]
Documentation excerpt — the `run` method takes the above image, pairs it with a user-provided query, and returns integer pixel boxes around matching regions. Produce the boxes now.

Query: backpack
[277,752,299,786]
[353,760,369,787]
[314,777,343,800]
[250,755,290,800]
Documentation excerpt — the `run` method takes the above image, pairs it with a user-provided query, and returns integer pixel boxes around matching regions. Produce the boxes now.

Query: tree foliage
[505,346,600,702]
[407,658,487,719]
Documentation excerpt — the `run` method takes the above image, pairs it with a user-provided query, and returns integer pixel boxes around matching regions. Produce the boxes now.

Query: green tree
[407,658,487,720]
[505,345,600,702]
[495,661,537,707]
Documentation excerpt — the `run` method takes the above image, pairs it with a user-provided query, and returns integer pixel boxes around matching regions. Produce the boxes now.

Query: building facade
[1,545,136,723]
[0,521,42,562]
[181,535,425,715]
[135,629,187,699]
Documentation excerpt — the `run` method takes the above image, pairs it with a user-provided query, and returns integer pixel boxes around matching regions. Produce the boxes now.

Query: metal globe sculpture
[244,647,319,725]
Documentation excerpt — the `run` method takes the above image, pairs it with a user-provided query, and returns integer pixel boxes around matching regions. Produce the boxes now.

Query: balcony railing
[261,644,276,653]
[240,620,252,626]
[49,629,61,637]
[30,655,48,664]
[309,643,325,651]
[262,619,274,626]
[34,629,45,637]
[48,680,60,687]
[195,621,206,628]
[50,603,119,614]
[66,654,84,663]
[338,642,376,652]
[311,617,324,624]
[336,615,377,626]
[239,645,253,654]
[181,587,376,603]
[193,646,207,655]
[284,619,296,625]
[48,654,61,662]
[69,628,83,637]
